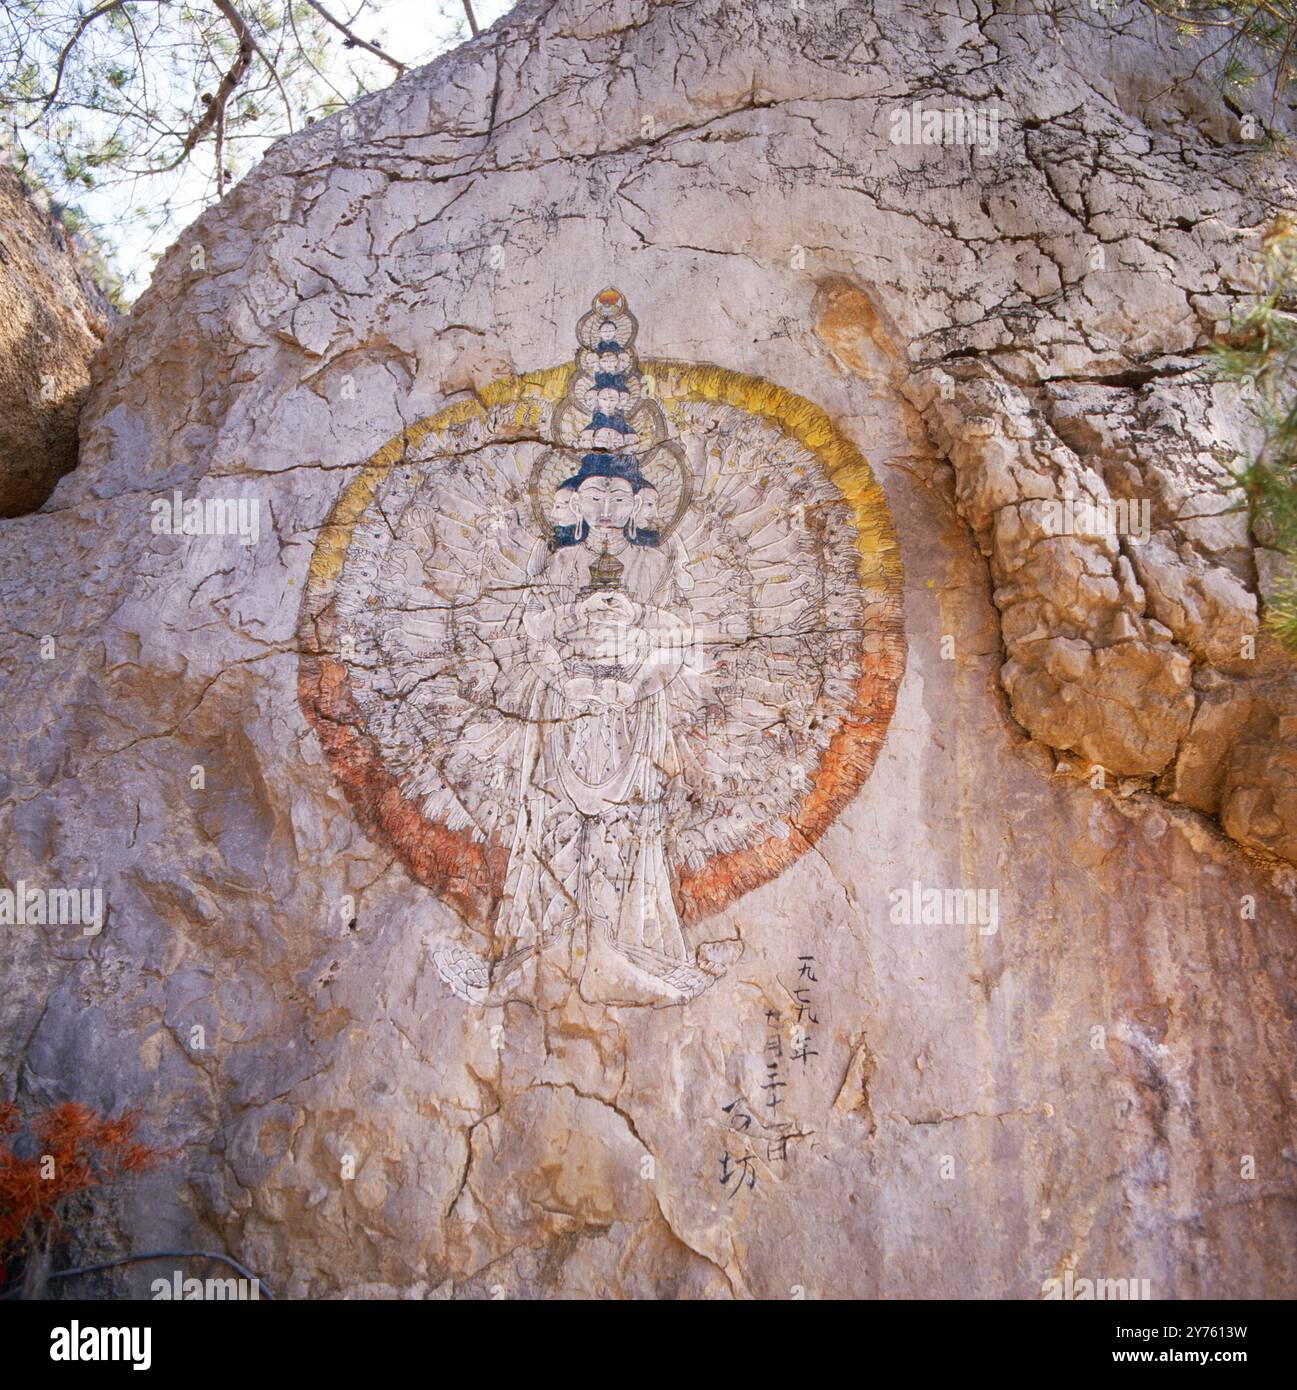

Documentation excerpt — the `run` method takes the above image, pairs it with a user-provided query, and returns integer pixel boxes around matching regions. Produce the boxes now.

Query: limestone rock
[0,167,114,516]
[1222,716,1297,862]
[2,0,1297,1302]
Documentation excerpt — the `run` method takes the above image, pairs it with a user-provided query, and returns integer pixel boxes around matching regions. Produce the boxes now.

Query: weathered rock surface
[0,167,114,517]
[2,0,1296,1299]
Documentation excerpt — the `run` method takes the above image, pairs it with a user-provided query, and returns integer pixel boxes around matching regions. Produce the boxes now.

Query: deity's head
[554,452,659,547]
[574,475,635,532]
[549,487,579,530]
[546,287,679,551]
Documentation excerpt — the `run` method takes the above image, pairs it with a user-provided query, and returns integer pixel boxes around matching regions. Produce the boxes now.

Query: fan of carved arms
[298,288,905,1008]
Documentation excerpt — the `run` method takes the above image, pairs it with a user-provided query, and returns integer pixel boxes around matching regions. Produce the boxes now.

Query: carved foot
[611,941,716,1000]
[432,940,540,1005]
[431,943,490,1005]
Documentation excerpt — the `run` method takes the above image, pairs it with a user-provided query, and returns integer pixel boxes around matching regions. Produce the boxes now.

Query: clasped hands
[559,591,646,709]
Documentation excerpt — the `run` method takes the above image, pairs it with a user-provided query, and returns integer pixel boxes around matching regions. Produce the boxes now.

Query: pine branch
[304,1,406,72]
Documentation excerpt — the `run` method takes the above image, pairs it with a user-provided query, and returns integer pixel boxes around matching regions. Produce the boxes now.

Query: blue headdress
[544,288,686,548]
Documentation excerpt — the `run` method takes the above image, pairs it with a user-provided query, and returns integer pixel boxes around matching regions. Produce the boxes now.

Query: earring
[627,519,638,541]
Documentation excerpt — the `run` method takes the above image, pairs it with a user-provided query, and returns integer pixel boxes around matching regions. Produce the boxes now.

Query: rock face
[296,288,906,1012]
[0,167,114,517]
[2,0,1297,1299]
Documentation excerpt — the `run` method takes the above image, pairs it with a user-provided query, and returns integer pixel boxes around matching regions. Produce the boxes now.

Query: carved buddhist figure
[300,285,904,1012]
[436,288,712,1004]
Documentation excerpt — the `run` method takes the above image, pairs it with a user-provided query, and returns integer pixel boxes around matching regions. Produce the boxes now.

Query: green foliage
[1214,217,1297,648]
[1139,1,1297,116]
[6,145,129,309]
[0,1,491,296]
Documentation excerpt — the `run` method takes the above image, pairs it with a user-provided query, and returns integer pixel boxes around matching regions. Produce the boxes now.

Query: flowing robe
[492,537,692,984]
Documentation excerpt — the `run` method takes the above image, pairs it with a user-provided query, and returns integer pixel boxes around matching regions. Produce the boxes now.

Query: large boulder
[0,166,114,516]
[2,0,1296,1299]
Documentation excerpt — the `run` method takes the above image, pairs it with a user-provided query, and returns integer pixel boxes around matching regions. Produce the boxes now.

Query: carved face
[635,483,660,531]
[550,488,579,529]
[575,476,637,532]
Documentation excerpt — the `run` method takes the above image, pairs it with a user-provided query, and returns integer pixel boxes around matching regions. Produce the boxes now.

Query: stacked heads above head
[533,288,692,549]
